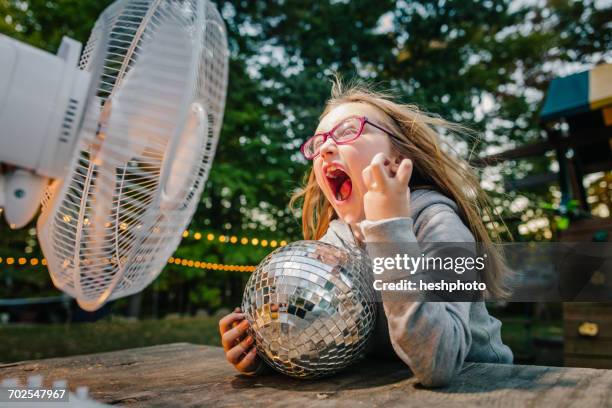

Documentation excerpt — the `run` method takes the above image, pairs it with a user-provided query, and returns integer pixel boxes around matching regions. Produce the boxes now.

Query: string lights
[56,215,287,248]
[181,229,287,248]
[0,257,47,266]
[57,212,290,249]
[167,257,255,272]
[2,229,290,273]
[0,255,254,272]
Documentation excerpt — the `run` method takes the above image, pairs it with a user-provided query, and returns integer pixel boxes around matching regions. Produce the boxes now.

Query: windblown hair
[289,77,512,299]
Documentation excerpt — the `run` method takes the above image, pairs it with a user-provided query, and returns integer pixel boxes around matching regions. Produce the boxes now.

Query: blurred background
[0,0,611,368]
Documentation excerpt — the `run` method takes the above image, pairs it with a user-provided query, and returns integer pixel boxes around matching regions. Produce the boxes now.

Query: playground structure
[476,63,612,368]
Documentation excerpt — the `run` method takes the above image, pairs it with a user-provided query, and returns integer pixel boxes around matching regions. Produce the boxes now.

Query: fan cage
[38,0,229,310]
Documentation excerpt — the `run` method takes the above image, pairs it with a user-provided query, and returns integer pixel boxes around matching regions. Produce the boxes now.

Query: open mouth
[325,166,352,202]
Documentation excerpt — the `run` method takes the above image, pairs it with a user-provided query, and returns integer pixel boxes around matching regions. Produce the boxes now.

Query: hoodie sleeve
[360,206,476,387]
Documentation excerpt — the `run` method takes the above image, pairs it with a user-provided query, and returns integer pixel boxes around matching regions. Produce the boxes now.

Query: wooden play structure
[476,63,612,368]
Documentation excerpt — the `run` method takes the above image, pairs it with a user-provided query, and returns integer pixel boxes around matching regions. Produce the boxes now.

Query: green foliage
[0,0,113,51]
[0,312,561,364]
[0,0,609,313]
[0,315,221,362]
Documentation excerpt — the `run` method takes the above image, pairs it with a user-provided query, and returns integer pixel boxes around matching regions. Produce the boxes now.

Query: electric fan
[0,0,229,311]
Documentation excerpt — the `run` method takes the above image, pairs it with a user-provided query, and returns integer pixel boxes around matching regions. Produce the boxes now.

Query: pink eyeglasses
[300,115,397,160]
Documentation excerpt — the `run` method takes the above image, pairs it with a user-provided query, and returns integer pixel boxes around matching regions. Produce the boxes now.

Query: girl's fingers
[219,311,245,335]
[362,165,373,189]
[221,319,250,350]
[226,335,255,365]
[235,346,259,372]
[369,153,389,189]
[396,158,413,185]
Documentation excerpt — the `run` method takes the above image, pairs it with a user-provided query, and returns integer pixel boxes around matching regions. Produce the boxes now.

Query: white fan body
[0,35,91,227]
[0,0,229,311]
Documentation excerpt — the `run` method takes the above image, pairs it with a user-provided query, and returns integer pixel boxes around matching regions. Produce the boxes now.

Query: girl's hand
[219,307,260,374]
[362,152,413,221]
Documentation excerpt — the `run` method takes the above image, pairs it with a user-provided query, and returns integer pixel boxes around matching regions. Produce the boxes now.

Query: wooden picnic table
[1,343,611,407]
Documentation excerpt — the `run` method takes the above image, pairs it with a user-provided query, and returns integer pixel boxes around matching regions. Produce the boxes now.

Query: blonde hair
[289,77,512,299]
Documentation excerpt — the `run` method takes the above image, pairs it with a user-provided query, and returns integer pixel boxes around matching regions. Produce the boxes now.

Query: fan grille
[38,0,229,310]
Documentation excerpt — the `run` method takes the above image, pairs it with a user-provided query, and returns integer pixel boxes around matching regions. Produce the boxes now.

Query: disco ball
[242,240,377,379]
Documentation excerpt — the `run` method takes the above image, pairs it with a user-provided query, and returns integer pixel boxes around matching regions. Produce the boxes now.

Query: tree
[1,0,609,312]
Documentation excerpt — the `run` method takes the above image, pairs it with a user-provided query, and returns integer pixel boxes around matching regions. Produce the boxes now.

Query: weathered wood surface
[563,303,612,369]
[1,343,612,407]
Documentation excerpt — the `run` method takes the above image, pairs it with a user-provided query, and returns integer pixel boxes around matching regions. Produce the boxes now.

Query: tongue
[337,178,352,201]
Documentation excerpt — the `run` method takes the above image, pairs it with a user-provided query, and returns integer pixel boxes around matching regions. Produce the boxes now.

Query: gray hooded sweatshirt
[319,188,513,387]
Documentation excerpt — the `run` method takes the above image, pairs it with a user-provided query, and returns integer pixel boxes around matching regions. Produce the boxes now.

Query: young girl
[218,79,513,387]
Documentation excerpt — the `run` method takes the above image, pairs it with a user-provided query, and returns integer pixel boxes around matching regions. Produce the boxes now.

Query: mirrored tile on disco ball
[243,240,376,379]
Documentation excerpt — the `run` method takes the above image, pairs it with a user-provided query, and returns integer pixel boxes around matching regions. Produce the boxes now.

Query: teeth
[326,165,338,177]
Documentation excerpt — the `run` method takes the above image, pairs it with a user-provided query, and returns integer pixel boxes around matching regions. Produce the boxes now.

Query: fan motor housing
[0,34,91,179]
